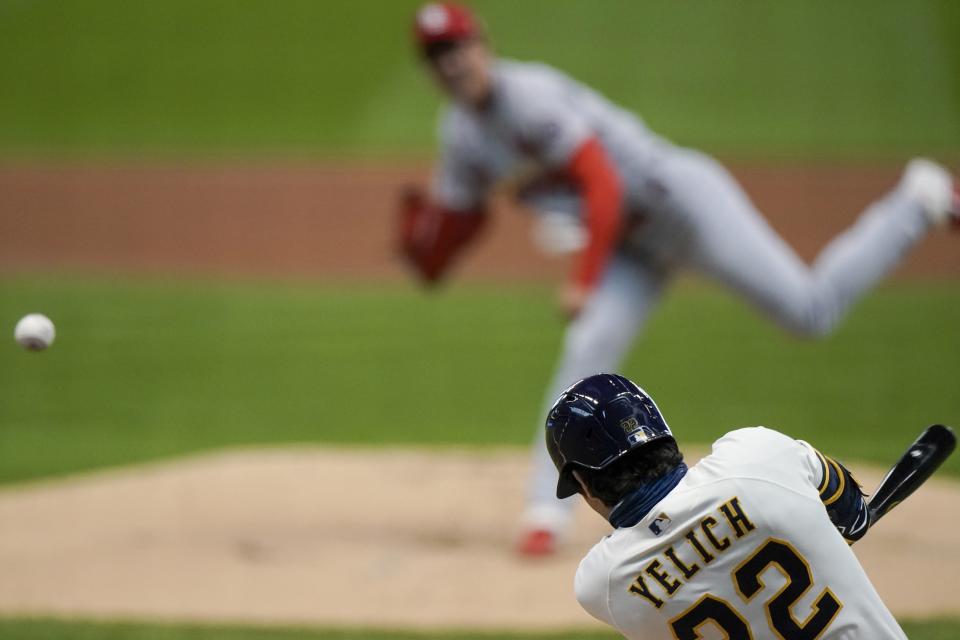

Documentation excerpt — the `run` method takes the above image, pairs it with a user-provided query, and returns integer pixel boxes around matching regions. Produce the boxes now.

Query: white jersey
[575,427,905,639]
[432,59,670,216]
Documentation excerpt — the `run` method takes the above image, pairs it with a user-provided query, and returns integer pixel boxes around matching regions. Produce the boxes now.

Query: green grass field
[1,277,957,485]
[0,0,957,158]
[1,1,958,636]
[2,617,960,640]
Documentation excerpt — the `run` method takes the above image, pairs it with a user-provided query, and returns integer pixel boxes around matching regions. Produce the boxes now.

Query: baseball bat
[867,424,956,527]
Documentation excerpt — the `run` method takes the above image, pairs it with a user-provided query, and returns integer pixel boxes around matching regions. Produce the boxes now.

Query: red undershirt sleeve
[566,137,623,289]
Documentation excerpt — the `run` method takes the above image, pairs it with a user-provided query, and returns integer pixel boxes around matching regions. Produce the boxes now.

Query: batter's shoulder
[707,426,805,465]
[697,426,822,493]
[714,425,794,449]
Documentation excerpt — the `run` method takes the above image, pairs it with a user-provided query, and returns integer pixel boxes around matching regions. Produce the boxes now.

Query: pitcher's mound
[0,447,957,630]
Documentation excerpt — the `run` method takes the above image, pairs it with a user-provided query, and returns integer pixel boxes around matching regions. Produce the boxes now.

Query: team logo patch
[649,512,672,536]
[621,417,653,445]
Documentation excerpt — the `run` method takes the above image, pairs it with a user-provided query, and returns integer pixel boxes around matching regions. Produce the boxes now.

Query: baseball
[14,313,56,351]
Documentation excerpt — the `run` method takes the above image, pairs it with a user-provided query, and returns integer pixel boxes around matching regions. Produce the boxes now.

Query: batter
[399,2,959,555]
[547,373,904,639]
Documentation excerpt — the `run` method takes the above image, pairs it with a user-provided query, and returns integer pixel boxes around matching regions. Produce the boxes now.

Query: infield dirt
[0,447,958,629]
[0,162,958,281]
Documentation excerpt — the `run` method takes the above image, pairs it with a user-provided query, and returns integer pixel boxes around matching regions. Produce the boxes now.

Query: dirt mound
[0,447,957,630]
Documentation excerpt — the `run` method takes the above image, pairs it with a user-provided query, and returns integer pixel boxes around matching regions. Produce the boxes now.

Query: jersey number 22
[669,537,842,639]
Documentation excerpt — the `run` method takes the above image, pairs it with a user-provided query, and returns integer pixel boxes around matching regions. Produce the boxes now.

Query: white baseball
[14,313,56,351]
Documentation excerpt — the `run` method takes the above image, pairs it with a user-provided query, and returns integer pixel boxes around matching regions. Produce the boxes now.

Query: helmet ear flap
[556,466,583,499]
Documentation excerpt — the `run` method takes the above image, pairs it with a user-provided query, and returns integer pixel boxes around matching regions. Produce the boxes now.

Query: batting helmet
[545,373,675,499]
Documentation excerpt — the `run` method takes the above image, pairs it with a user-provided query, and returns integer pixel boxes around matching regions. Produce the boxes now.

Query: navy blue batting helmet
[545,373,674,499]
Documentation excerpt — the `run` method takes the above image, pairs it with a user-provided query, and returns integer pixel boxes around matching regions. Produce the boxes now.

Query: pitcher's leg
[676,155,829,336]
[812,160,951,307]
[677,154,951,337]
[520,256,667,553]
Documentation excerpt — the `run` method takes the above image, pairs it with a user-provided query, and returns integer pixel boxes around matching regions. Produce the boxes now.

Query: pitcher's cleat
[517,528,557,557]
[901,158,955,227]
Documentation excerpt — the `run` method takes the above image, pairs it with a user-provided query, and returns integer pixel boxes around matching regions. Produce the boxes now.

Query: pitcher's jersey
[575,427,905,639]
[432,59,669,216]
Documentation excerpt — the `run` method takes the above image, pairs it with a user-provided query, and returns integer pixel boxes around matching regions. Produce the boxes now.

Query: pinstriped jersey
[575,427,905,639]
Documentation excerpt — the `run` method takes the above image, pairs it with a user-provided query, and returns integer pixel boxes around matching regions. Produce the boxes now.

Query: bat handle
[866,424,955,527]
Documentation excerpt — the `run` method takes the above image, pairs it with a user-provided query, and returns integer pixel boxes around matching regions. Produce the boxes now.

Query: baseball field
[1,1,959,638]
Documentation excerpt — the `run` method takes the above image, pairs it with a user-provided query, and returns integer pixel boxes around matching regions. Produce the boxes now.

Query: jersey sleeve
[795,440,831,494]
[566,137,622,288]
[796,440,871,543]
[574,547,620,631]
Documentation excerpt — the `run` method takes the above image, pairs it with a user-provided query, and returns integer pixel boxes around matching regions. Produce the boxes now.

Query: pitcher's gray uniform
[575,427,905,639]
[428,59,957,541]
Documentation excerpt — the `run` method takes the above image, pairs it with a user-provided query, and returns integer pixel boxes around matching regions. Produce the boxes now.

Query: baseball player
[547,373,905,639]
[399,2,960,555]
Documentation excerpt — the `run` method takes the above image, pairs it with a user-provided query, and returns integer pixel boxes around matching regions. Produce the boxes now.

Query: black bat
[867,424,956,527]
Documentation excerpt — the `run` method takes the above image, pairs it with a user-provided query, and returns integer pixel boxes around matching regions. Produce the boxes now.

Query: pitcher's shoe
[901,158,955,227]
[517,528,557,557]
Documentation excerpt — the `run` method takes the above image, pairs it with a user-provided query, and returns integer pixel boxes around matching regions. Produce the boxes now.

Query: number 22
[669,538,842,639]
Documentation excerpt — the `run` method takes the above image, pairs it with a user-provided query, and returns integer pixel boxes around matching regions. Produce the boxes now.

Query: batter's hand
[559,282,592,320]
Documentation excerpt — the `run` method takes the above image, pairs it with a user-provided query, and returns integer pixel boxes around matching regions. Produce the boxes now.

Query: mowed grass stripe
[0,618,958,640]
[0,278,957,484]
[0,1,957,156]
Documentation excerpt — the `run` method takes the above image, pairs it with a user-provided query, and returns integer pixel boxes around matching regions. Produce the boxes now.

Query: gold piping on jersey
[822,457,847,507]
[814,449,831,494]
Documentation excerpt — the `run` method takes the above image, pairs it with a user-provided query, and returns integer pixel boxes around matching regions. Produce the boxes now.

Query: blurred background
[0,1,958,638]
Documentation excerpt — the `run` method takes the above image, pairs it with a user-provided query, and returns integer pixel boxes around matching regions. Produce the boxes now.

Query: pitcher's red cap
[413,3,480,47]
